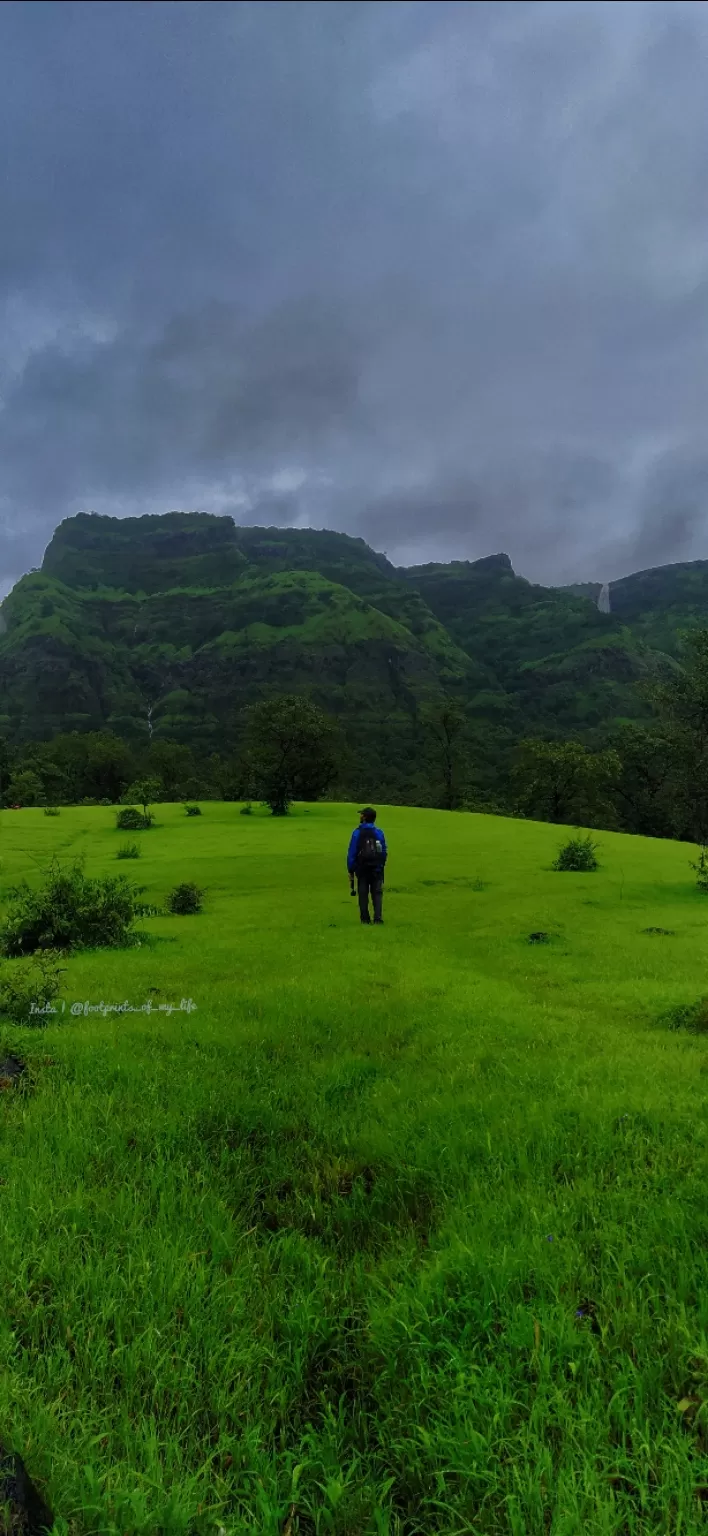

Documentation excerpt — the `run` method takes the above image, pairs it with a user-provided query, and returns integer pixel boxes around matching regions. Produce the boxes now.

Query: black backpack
[356,825,381,870]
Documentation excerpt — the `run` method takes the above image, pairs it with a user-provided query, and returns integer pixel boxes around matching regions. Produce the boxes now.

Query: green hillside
[1,802,707,1533]
[2,512,708,796]
[0,517,499,798]
[403,554,664,737]
[610,559,708,652]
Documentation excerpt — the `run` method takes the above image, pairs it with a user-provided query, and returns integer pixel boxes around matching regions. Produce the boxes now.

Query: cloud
[1,1,708,586]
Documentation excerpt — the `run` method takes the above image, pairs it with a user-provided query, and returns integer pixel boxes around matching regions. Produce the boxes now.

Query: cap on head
[360,807,377,823]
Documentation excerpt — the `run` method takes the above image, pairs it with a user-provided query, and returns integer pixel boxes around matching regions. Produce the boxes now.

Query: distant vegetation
[2,511,708,840]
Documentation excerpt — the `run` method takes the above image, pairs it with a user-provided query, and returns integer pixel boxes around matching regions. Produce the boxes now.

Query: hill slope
[1,801,706,1532]
[1,512,705,789]
[0,515,498,796]
[402,553,668,736]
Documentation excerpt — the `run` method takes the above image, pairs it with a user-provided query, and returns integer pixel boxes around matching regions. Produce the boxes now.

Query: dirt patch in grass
[0,1055,26,1090]
[574,1297,602,1336]
[0,1449,54,1536]
[662,998,708,1034]
[248,1154,441,1255]
[194,1108,444,1255]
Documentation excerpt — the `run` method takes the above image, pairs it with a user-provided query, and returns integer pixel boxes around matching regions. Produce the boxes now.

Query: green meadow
[1,802,708,1536]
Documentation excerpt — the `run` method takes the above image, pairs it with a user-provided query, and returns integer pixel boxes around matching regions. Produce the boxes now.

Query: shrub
[0,950,65,1023]
[80,798,99,807]
[43,806,60,817]
[663,998,708,1034]
[117,842,141,860]
[240,802,253,816]
[166,882,203,915]
[1,858,138,956]
[100,797,112,807]
[691,846,708,892]
[183,803,202,817]
[116,806,154,831]
[552,834,599,872]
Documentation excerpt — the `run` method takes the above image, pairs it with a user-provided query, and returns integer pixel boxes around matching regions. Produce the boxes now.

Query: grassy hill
[1,802,707,1533]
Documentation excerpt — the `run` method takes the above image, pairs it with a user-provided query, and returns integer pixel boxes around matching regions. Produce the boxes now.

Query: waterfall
[597,582,611,614]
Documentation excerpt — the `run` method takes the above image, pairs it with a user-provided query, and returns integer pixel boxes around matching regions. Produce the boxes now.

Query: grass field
[1,801,708,1536]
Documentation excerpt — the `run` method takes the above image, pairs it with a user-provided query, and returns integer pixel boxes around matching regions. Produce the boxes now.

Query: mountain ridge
[2,511,707,801]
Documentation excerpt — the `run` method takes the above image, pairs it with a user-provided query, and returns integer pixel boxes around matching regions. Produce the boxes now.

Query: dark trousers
[357,869,383,923]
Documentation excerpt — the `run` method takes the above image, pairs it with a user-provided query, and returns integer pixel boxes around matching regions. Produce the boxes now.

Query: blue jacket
[347,824,387,875]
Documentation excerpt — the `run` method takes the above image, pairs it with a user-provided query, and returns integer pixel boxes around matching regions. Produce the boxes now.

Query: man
[347,807,387,924]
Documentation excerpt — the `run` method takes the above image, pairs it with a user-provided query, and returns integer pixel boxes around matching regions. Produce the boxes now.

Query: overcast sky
[1,0,708,594]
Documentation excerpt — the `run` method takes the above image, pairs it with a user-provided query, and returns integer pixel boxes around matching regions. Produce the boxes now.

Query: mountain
[0,511,702,799]
[400,553,667,737]
[608,560,708,653]
[0,514,499,800]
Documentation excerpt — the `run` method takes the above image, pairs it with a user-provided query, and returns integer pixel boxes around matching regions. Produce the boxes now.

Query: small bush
[0,950,65,1023]
[43,806,60,817]
[116,806,154,831]
[166,882,203,915]
[663,998,708,1034]
[183,803,202,817]
[1,857,138,956]
[691,846,708,892]
[240,803,253,816]
[100,797,112,807]
[552,834,599,872]
[80,797,99,807]
[117,842,141,860]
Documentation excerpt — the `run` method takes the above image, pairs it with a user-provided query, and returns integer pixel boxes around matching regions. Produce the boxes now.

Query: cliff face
[0,517,496,763]
[41,510,248,593]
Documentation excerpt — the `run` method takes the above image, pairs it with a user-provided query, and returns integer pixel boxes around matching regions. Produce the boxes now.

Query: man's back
[347,810,387,924]
[347,822,387,873]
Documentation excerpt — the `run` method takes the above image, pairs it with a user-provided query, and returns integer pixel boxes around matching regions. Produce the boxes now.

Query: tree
[5,768,45,807]
[610,724,674,838]
[84,733,136,802]
[29,730,135,805]
[652,629,708,843]
[240,695,340,815]
[513,739,620,828]
[124,777,161,817]
[0,737,15,804]
[419,701,471,810]
[145,740,196,799]
[205,753,241,801]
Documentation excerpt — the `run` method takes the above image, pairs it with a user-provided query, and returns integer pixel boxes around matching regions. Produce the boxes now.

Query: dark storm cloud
[1,0,708,594]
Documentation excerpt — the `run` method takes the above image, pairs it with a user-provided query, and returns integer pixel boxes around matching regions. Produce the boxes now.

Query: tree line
[2,628,708,843]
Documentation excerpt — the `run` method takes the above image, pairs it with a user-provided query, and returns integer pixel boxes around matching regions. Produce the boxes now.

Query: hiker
[347,807,387,925]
